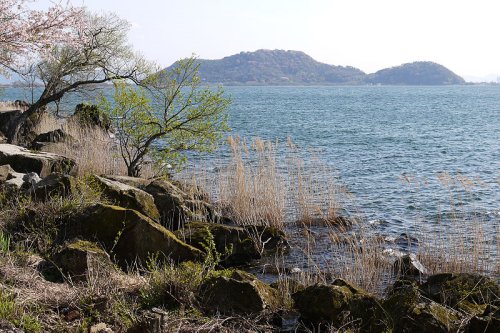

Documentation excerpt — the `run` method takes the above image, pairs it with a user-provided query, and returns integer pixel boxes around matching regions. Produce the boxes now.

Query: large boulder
[0,109,22,136]
[71,103,111,132]
[51,240,114,282]
[30,129,74,150]
[421,273,500,314]
[292,279,384,331]
[145,179,213,230]
[175,222,260,267]
[175,222,287,267]
[29,172,77,200]
[199,270,279,315]
[0,144,77,177]
[64,204,201,267]
[91,176,160,221]
[466,306,500,333]
[102,175,152,190]
[384,280,463,333]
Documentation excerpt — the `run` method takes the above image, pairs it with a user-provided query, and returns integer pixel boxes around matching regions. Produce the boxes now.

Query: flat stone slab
[0,144,77,177]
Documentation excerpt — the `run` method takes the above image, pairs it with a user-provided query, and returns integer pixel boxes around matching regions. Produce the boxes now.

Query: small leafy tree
[101,57,231,177]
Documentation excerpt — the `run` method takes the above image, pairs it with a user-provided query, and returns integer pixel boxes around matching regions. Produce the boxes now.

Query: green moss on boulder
[421,273,500,312]
[71,103,111,131]
[91,175,160,221]
[292,279,385,331]
[65,204,201,267]
[175,221,260,267]
[384,279,463,333]
[199,270,279,314]
[51,240,113,282]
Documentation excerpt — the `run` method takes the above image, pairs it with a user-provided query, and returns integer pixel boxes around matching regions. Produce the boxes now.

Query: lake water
[223,86,500,224]
[2,85,499,276]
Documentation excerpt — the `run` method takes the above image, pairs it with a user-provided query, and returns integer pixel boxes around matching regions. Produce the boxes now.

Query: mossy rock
[51,240,113,282]
[466,305,500,333]
[292,279,385,331]
[64,204,201,268]
[175,221,260,267]
[421,273,500,313]
[384,279,463,333]
[244,225,288,251]
[145,179,191,230]
[72,103,111,131]
[199,270,279,314]
[29,172,77,200]
[91,175,160,221]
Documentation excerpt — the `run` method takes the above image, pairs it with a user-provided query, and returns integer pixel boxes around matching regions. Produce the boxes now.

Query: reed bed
[181,136,499,295]
[28,117,500,293]
[33,112,157,177]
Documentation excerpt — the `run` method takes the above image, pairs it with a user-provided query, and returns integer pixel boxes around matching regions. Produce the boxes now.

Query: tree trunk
[127,163,141,178]
[6,104,40,145]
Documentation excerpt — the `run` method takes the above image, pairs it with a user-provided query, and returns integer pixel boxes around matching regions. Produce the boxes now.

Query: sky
[32,0,500,81]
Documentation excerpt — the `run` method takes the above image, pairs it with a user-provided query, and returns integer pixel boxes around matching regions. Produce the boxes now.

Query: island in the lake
[164,49,466,86]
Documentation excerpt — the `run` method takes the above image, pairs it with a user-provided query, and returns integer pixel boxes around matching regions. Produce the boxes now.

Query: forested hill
[365,61,466,85]
[163,50,466,86]
[166,49,366,85]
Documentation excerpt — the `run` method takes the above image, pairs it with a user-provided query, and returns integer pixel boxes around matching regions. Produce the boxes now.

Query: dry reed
[181,136,499,295]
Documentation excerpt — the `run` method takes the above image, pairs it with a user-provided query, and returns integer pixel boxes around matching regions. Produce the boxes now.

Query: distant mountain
[166,49,366,85]
[366,61,466,85]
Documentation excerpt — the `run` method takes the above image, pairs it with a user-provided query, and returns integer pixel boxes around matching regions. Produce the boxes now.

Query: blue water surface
[2,85,499,232]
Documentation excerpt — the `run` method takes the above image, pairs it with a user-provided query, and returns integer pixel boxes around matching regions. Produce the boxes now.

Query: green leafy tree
[101,57,231,177]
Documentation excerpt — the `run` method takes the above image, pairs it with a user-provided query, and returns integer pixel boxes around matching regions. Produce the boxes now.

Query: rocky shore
[0,103,498,332]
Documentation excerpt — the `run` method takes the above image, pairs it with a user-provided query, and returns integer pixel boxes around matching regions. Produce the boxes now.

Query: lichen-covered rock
[91,176,160,221]
[292,279,384,331]
[145,179,213,230]
[466,305,500,333]
[0,164,15,182]
[199,270,279,314]
[71,103,111,131]
[175,221,260,267]
[384,279,463,333]
[51,240,113,282]
[0,144,77,177]
[421,273,500,313]
[29,172,77,200]
[65,204,201,267]
[102,175,152,190]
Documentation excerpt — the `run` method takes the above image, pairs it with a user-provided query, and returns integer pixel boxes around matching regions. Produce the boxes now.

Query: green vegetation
[163,50,466,86]
[167,49,366,85]
[366,61,466,85]
[0,290,43,332]
[100,57,231,177]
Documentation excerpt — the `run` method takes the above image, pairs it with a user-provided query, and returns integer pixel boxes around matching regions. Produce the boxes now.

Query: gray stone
[91,175,160,221]
[0,144,77,177]
[65,204,202,268]
[199,270,279,315]
[393,253,428,277]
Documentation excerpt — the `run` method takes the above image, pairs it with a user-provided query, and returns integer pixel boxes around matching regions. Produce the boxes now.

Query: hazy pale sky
[75,0,500,79]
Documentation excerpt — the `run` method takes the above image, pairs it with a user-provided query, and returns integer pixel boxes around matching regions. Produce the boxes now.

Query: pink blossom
[0,0,88,72]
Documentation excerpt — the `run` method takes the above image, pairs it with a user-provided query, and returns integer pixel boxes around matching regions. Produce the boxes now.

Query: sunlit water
[3,85,499,280]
